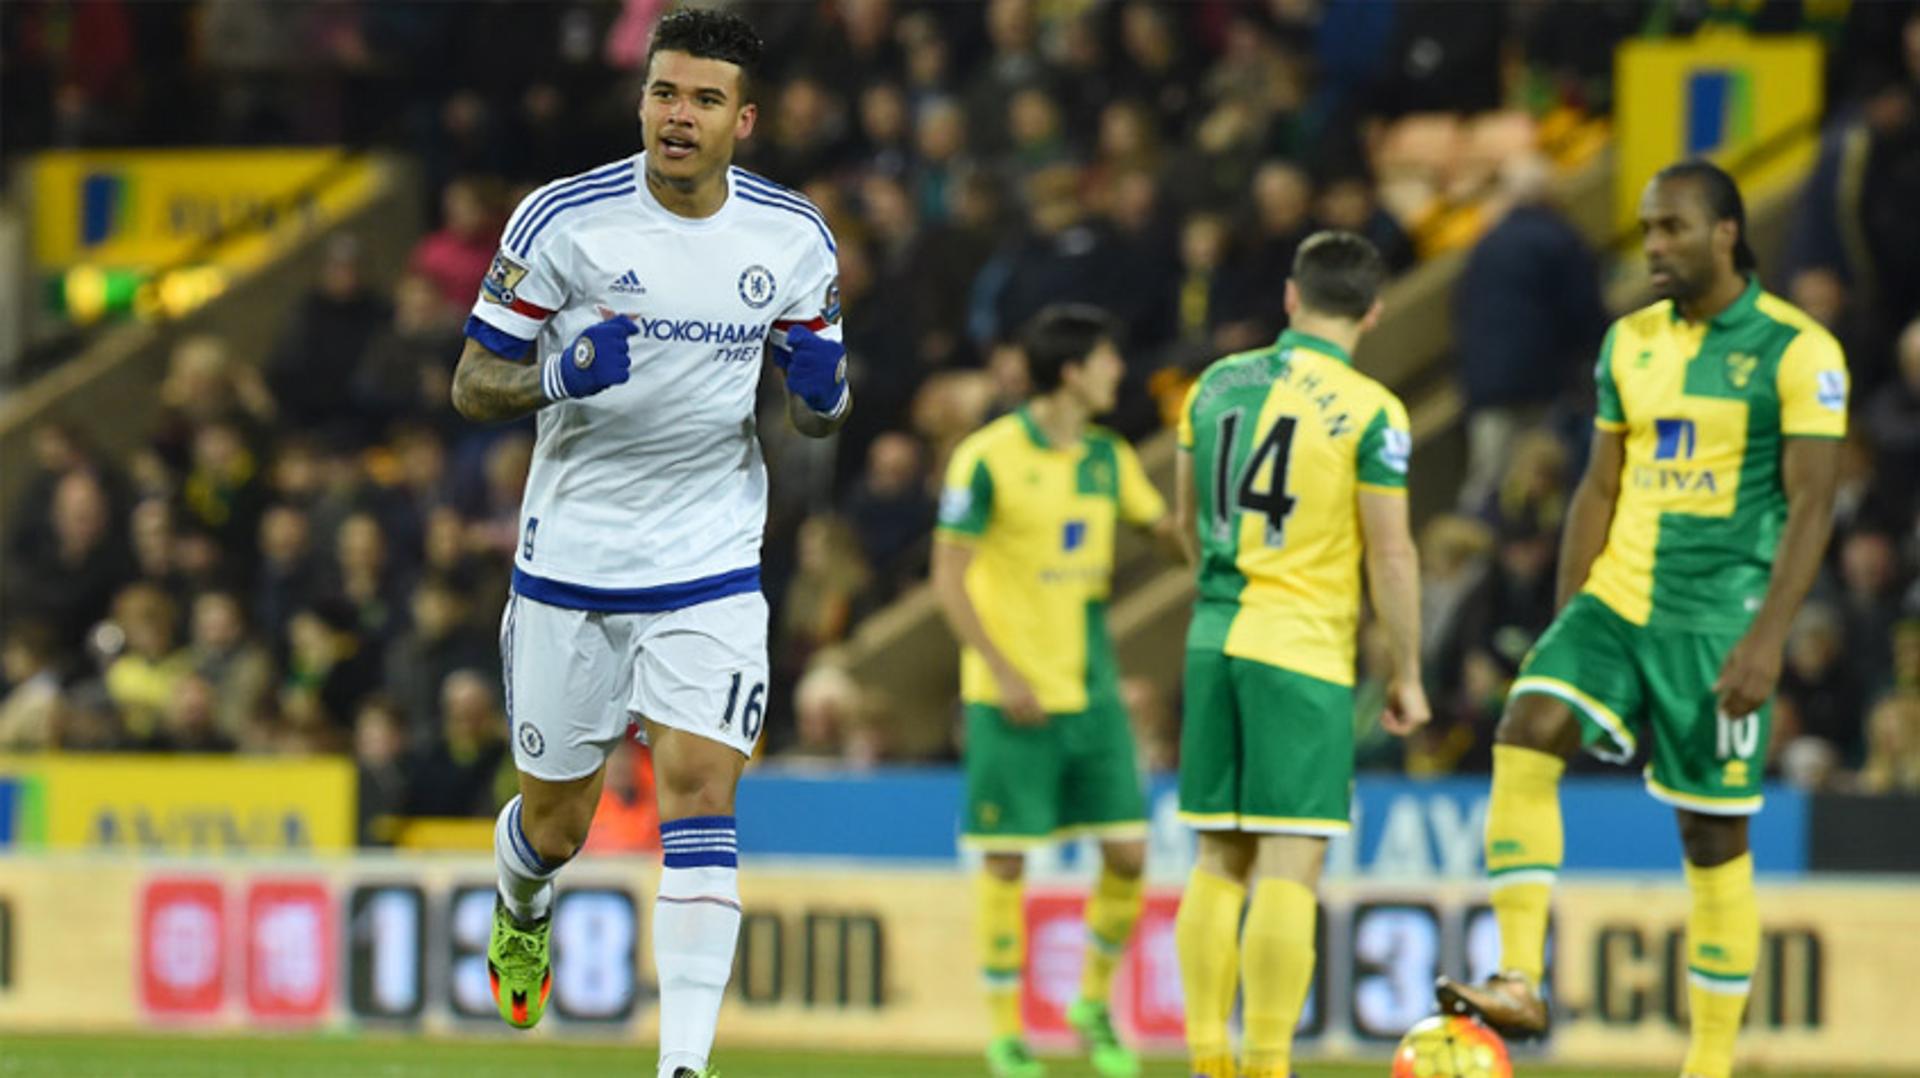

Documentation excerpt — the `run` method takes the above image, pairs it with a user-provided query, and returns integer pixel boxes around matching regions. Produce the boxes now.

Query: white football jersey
[465,153,842,611]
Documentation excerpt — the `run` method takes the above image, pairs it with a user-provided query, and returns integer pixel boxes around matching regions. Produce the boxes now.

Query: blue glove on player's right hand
[543,315,637,401]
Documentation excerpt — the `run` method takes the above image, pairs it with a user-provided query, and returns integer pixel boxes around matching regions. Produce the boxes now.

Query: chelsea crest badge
[738,265,776,309]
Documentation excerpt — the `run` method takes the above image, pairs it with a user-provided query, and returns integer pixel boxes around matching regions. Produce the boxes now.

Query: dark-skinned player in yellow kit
[1436,160,1847,1078]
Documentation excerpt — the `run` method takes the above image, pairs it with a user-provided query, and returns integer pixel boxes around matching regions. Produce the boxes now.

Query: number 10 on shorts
[1715,710,1759,761]
[723,672,766,742]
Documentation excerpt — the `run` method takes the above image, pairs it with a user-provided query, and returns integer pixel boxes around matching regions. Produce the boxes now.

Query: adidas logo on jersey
[609,269,647,294]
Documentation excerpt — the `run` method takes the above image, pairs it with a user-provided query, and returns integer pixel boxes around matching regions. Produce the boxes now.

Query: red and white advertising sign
[244,879,334,1022]
[1124,894,1185,1042]
[139,877,225,1018]
[1021,892,1086,1037]
[1021,890,1187,1048]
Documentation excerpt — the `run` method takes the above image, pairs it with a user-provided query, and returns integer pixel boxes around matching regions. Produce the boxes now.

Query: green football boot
[1065,998,1139,1078]
[985,1034,1047,1078]
[487,896,553,1029]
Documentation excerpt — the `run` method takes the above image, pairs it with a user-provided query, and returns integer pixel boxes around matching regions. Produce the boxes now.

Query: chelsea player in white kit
[450,11,848,1077]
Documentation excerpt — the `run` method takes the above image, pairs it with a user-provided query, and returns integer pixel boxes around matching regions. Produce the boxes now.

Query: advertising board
[0,856,1914,1069]
[1613,32,1823,234]
[28,149,382,272]
[0,755,356,853]
[738,771,1808,876]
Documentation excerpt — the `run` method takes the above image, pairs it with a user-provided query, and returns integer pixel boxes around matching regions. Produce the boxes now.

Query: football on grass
[1391,1014,1513,1078]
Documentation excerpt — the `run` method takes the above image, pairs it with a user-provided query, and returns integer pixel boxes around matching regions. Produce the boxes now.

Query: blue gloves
[543,315,637,401]
[771,324,849,417]
[542,317,847,417]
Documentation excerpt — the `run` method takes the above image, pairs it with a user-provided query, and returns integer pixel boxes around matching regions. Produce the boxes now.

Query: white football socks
[655,815,743,1078]
[494,795,561,922]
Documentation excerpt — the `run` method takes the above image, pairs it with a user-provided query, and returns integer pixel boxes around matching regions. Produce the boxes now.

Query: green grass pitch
[0,1035,1887,1078]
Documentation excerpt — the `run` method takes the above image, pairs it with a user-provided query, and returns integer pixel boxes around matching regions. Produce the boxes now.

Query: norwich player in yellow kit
[1435,162,1847,1078]
[1172,232,1430,1078]
[933,305,1189,1078]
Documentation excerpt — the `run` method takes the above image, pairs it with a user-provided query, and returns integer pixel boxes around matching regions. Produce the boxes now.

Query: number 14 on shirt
[1212,410,1302,548]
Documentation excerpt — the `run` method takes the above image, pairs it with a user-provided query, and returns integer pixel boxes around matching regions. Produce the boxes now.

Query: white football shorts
[498,589,769,780]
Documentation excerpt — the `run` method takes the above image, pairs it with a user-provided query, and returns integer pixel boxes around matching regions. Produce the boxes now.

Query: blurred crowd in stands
[4,0,1920,843]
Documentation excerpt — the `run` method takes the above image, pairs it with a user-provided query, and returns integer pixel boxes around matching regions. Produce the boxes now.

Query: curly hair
[647,8,765,102]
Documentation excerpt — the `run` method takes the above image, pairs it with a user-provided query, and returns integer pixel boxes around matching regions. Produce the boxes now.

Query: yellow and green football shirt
[1582,278,1848,631]
[1178,330,1412,687]
[937,406,1168,712]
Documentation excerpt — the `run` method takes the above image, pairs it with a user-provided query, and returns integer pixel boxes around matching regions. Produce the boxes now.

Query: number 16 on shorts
[721,673,765,743]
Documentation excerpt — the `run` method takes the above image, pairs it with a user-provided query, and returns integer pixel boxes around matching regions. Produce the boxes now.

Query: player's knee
[1494,695,1580,758]
[656,774,735,818]
[651,735,744,818]
[983,852,1025,882]
[1100,841,1146,880]
[1253,834,1328,888]
[1195,831,1256,882]
[1677,810,1748,868]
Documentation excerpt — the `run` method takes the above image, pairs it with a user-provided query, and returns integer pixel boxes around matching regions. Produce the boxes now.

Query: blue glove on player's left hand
[770,324,849,417]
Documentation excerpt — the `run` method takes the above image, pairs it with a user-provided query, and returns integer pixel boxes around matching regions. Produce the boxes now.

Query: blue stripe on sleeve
[512,184,637,256]
[505,161,631,251]
[729,168,809,201]
[732,172,835,234]
[464,315,534,360]
[732,191,837,254]
[731,171,828,222]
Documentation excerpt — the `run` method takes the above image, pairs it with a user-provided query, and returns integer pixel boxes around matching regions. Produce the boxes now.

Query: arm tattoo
[787,387,850,439]
[452,346,548,422]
